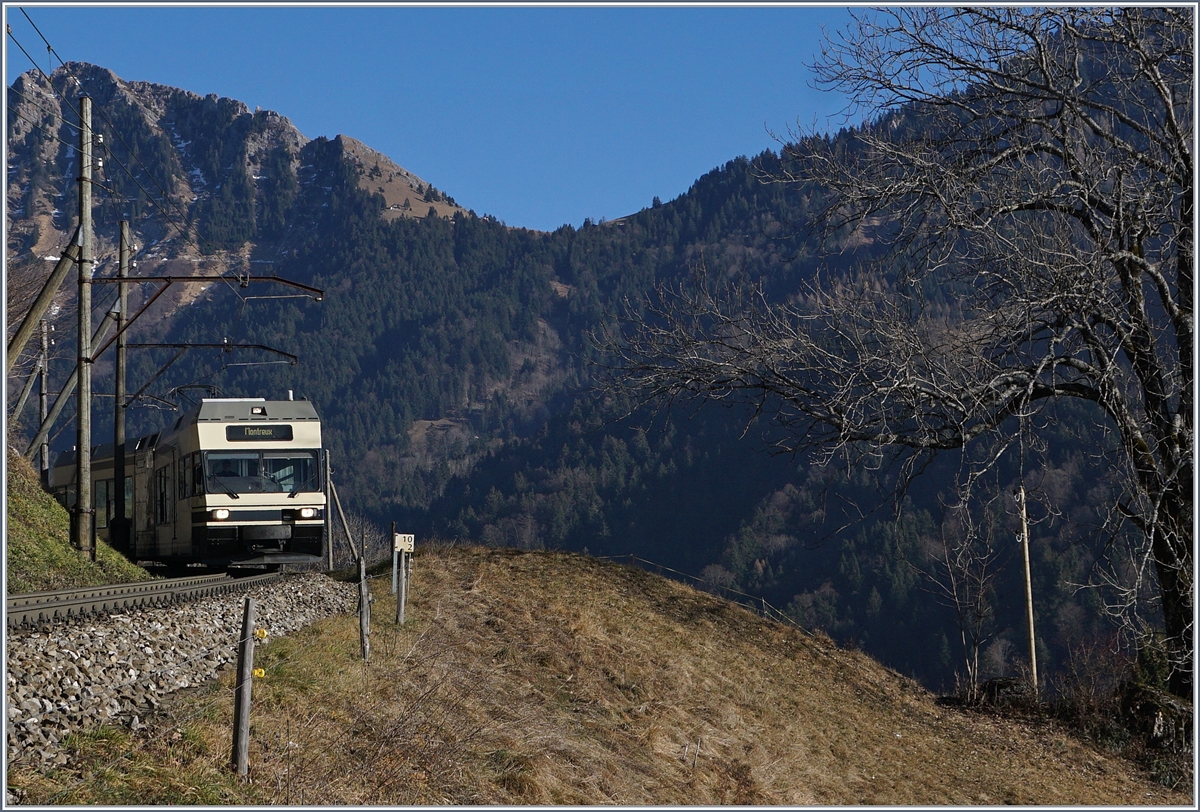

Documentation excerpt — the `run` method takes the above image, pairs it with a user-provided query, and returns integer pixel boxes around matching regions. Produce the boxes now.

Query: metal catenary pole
[74,93,95,558]
[112,221,130,554]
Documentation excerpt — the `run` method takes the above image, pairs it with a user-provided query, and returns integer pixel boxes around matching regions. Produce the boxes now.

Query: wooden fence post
[358,555,371,662]
[231,597,256,777]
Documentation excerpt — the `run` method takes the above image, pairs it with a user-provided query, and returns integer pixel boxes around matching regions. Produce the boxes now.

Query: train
[49,397,326,569]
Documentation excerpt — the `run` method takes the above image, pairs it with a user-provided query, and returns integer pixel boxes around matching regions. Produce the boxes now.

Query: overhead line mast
[74,93,95,560]
[112,221,131,554]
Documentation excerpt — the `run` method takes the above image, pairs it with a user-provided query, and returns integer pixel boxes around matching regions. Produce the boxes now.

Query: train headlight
[211,508,231,521]
[299,507,317,519]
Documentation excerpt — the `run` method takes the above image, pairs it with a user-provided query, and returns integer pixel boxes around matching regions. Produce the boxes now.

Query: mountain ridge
[4,60,1157,706]
[6,63,466,283]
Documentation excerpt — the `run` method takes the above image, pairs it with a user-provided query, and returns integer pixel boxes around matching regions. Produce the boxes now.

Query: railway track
[5,572,282,629]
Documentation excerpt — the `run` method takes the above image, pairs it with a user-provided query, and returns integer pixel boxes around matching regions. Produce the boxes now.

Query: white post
[391,521,398,594]
[393,532,414,625]
[397,551,408,625]
[1017,485,1038,696]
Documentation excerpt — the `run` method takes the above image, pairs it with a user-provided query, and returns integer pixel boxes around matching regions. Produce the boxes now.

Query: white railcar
[50,398,326,567]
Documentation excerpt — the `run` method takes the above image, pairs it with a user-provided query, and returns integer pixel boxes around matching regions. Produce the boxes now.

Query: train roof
[53,433,158,469]
[190,398,320,423]
[161,398,319,435]
[50,400,320,468]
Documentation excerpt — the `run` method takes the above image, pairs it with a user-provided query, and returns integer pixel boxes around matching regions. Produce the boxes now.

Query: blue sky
[5,3,858,232]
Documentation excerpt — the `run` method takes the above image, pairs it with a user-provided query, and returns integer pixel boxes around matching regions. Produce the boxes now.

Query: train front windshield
[205,450,321,495]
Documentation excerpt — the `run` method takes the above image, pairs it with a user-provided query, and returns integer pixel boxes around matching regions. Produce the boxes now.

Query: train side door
[152,446,177,557]
[133,448,153,559]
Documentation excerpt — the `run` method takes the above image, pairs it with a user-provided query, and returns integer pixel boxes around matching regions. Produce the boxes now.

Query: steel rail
[5,572,281,629]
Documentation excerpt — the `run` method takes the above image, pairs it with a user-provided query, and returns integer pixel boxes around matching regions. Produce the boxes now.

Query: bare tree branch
[598,8,1192,696]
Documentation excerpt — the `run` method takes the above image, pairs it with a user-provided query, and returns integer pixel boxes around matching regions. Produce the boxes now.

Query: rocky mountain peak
[6,62,466,273]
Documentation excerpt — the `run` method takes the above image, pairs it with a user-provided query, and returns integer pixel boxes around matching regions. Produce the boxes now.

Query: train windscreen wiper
[209,477,241,499]
[287,472,318,497]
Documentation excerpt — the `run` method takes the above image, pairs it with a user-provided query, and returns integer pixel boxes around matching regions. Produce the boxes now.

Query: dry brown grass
[9,545,1192,805]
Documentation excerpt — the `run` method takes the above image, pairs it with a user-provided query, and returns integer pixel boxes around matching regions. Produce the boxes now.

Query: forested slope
[6,62,1142,696]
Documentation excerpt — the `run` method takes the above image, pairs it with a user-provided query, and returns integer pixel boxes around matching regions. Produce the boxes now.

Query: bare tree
[599,9,1192,696]
[329,511,387,571]
[919,490,1007,703]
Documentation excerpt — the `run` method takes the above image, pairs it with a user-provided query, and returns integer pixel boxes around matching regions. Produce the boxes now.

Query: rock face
[6,62,463,262]
[5,573,356,770]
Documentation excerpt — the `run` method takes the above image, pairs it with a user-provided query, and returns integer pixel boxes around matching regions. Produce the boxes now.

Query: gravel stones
[5,573,356,770]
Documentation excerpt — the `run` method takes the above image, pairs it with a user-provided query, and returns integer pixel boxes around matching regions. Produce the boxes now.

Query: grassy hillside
[8,546,1187,805]
[5,448,152,594]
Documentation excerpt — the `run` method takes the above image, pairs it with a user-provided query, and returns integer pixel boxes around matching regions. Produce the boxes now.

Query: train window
[155,466,172,525]
[124,476,133,519]
[179,454,192,499]
[191,455,203,495]
[94,479,110,528]
[263,451,319,493]
[204,450,320,494]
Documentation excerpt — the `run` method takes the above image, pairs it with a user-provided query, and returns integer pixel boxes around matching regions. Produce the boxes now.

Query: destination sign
[226,424,294,442]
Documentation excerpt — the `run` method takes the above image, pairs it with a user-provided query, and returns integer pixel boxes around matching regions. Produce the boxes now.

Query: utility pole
[73,93,95,560]
[111,220,130,554]
[39,320,51,487]
[1017,484,1038,695]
